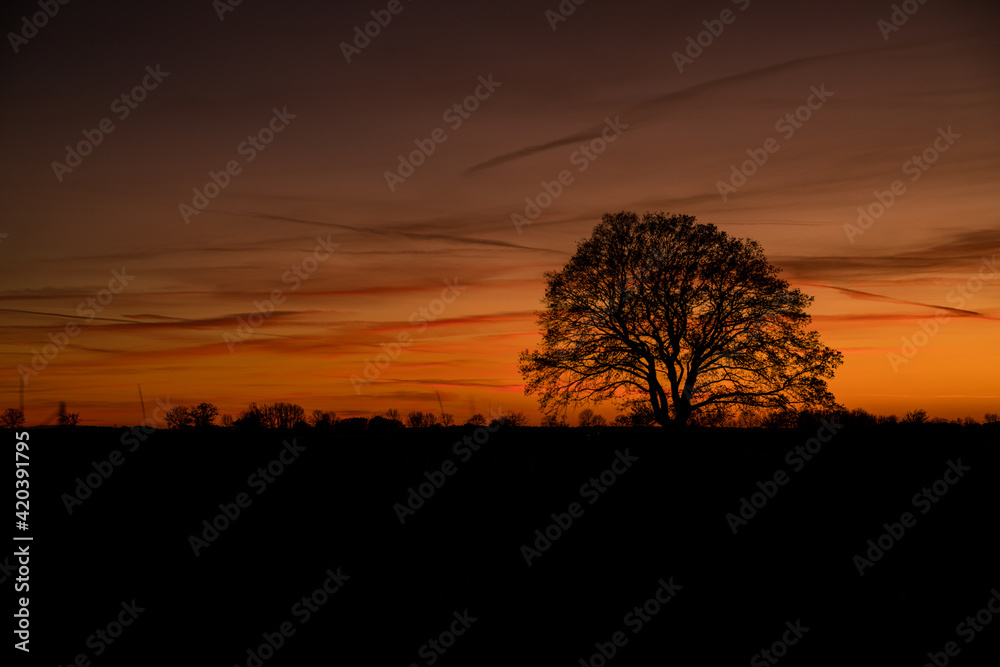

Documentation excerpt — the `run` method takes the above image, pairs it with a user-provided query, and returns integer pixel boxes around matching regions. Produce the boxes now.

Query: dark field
[13,424,999,665]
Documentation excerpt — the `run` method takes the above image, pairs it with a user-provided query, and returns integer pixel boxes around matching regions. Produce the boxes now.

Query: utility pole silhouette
[138,384,147,423]
[436,391,446,422]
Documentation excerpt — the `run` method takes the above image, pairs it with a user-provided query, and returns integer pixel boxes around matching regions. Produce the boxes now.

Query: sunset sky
[1,0,998,425]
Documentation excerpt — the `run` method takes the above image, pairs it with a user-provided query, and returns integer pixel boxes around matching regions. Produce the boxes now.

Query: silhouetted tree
[236,403,264,429]
[616,402,656,427]
[520,211,843,428]
[403,411,442,427]
[191,402,219,428]
[984,412,999,424]
[385,408,401,422]
[542,414,569,427]
[735,408,764,429]
[369,415,403,431]
[465,413,486,426]
[267,402,306,429]
[309,410,337,428]
[502,410,528,427]
[846,408,877,428]
[575,410,608,427]
[57,411,81,426]
[903,409,928,424]
[440,413,455,427]
[762,410,797,429]
[1,408,25,428]
[235,402,305,429]
[688,403,730,427]
[165,406,194,429]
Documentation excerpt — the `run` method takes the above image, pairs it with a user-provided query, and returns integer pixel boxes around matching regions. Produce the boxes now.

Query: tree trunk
[673,393,693,427]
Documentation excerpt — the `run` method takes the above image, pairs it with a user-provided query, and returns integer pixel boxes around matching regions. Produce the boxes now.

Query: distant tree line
[164,402,220,429]
[687,406,1000,430]
[155,403,1000,431]
[1,404,997,430]
[150,403,531,431]
[0,407,79,428]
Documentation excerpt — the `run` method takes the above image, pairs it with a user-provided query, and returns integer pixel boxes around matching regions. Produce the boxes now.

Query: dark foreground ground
[7,423,999,665]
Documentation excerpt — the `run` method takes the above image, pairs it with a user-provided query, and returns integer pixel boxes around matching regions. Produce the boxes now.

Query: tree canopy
[519,211,844,427]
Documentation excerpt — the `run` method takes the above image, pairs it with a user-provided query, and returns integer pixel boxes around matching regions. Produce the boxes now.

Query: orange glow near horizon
[1,1,998,426]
